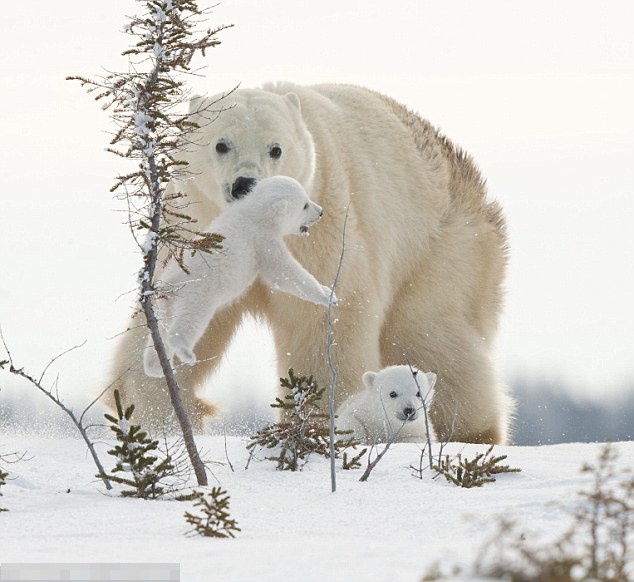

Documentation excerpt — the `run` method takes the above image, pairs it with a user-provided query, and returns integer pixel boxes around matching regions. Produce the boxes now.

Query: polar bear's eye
[303,203,309,210]
[416,391,421,398]
[216,141,230,154]
[269,145,282,159]
[389,391,398,399]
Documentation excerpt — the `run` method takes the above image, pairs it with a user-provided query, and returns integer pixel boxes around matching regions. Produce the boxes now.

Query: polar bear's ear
[272,199,289,215]
[425,372,437,390]
[284,92,301,113]
[362,371,377,389]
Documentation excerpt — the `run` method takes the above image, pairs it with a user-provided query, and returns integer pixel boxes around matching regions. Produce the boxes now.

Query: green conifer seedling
[247,369,366,471]
[184,487,240,538]
[433,445,521,488]
[100,389,175,498]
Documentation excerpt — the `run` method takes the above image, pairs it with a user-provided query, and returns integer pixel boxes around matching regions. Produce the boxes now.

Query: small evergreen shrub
[247,369,366,471]
[0,467,8,512]
[100,389,176,498]
[422,444,633,581]
[433,445,521,488]
[184,487,240,538]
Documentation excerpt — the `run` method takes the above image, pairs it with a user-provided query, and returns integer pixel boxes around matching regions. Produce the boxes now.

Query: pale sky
[1,0,633,406]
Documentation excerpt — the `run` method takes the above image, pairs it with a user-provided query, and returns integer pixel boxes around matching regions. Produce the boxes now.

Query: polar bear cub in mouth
[336,365,437,444]
[144,175,335,377]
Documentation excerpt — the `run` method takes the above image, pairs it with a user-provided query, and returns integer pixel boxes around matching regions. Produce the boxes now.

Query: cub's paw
[143,347,165,378]
[320,285,338,306]
[172,341,197,366]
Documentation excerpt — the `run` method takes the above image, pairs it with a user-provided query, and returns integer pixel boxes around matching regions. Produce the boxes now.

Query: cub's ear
[188,94,206,114]
[272,199,289,214]
[285,92,301,113]
[425,372,437,390]
[362,371,377,389]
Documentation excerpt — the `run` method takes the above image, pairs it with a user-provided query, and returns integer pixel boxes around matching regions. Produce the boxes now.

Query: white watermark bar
[0,564,179,581]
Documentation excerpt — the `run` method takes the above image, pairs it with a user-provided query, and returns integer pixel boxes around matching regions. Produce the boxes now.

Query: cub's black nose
[403,407,416,419]
[231,177,257,199]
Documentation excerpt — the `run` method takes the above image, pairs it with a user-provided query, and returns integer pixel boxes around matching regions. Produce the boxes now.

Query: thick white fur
[336,365,437,444]
[143,176,334,377]
[108,83,512,443]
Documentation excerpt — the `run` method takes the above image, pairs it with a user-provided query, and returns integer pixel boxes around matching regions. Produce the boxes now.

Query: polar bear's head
[363,365,436,424]
[248,176,323,237]
[188,89,316,206]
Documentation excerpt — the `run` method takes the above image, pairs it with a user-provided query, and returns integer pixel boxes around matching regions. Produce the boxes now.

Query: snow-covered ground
[1,435,632,581]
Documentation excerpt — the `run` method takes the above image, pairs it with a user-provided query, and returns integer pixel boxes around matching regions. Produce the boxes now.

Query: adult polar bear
[108,82,511,444]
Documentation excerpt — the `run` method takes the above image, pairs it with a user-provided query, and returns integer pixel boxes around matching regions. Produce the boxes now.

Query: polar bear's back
[265,82,503,230]
[264,82,507,334]
[262,83,509,441]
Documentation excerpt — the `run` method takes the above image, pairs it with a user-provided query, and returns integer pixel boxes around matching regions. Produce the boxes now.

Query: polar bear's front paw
[143,347,165,378]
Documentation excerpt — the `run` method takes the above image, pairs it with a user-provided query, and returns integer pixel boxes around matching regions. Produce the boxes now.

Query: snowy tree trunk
[68,0,231,489]
[139,100,207,487]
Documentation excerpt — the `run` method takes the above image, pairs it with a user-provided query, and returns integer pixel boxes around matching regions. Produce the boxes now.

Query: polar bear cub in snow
[336,365,437,444]
[144,176,335,377]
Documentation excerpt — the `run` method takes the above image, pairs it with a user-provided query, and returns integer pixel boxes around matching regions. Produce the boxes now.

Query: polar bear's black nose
[403,407,416,419]
[231,177,257,199]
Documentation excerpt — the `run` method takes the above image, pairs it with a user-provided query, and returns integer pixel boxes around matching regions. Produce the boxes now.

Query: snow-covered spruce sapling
[100,389,176,498]
[68,0,232,487]
[247,369,366,472]
[184,487,240,538]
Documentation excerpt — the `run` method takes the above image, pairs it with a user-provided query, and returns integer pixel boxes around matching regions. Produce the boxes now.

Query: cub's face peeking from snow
[249,176,323,236]
[189,90,316,205]
[363,366,437,423]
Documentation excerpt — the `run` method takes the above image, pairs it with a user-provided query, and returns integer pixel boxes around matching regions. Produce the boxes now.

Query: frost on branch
[67,0,228,281]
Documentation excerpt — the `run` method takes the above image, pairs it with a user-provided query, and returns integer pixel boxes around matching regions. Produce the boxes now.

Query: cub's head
[187,89,316,207]
[249,176,323,236]
[362,365,436,423]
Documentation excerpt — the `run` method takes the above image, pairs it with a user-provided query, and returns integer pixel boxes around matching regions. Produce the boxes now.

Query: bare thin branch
[0,327,112,490]
[326,205,350,493]
[38,340,88,385]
